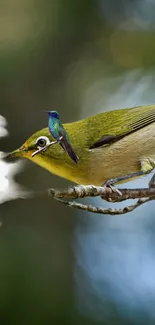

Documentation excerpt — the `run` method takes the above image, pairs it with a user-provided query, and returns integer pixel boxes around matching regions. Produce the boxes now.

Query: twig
[55,197,153,215]
[31,140,58,157]
[48,185,155,215]
[31,136,64,158]
[49,185,155,200]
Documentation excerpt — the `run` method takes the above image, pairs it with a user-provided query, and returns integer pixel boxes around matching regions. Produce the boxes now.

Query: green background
[1,1,155,324]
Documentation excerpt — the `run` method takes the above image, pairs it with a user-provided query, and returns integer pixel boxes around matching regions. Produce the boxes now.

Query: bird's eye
[36,136,50,148]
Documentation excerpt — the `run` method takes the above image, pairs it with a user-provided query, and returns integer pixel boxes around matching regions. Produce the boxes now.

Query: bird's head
[6,128,52,158]
[48,110,59,119]
[6,127,78,180]
[6,127,62,159]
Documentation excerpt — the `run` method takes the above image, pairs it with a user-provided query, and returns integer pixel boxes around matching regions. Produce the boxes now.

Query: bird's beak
[5,146,27,159]
[41,110,49,113]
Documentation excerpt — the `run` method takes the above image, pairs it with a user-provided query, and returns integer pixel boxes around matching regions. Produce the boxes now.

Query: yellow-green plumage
[8,105,155,185]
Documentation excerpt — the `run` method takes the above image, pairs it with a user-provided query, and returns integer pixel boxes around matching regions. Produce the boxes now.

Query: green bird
[47,110,78,163]
[6,105,155,189]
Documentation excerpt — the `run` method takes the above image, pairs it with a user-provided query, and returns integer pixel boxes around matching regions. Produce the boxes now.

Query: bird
[47,110,78,164]
[6,105,155,188]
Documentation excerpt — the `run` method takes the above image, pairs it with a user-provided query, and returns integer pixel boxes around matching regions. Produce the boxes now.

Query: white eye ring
[35,136,51,148]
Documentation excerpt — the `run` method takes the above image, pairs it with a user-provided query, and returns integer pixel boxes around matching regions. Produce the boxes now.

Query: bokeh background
[1,0,155,324]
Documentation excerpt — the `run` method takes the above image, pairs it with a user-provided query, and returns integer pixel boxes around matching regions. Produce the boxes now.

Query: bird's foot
[149,173,155,188]
[31,140,58,157]
[103,181,122,197]
[42,146,49,153]
[42,137,62,153]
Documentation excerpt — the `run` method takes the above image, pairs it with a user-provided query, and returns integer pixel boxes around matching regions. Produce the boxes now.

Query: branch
[55,197,153,215]
[49,185,155,200]
[48,185,155,215]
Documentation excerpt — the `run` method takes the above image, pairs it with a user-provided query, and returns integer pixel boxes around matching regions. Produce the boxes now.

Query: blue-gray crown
[48,110,59,119]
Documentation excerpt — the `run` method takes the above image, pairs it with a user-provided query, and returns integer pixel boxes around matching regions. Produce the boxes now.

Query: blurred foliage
[1,0,155,324]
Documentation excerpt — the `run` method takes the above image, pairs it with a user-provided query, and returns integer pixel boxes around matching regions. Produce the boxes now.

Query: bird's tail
[60,140,79,164]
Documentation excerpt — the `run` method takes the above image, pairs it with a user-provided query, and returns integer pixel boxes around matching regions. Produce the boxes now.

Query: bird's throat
[28,152,79,183]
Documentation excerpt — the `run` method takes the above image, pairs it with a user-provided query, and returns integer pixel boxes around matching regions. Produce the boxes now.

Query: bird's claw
[42,146,48,152]
[31,140,58,158]
[103,181,122,196]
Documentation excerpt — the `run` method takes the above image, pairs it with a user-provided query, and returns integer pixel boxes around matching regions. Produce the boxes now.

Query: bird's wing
[50,121,65,142]
[59,136,78,163]
[88,105,155,149]
[55,123,78,163]
[55,122,68,141]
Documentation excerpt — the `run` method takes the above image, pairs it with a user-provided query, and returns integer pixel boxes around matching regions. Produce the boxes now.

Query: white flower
[0,115,28,204]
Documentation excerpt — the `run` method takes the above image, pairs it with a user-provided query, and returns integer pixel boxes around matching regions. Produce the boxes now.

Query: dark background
[1,1,155,324]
